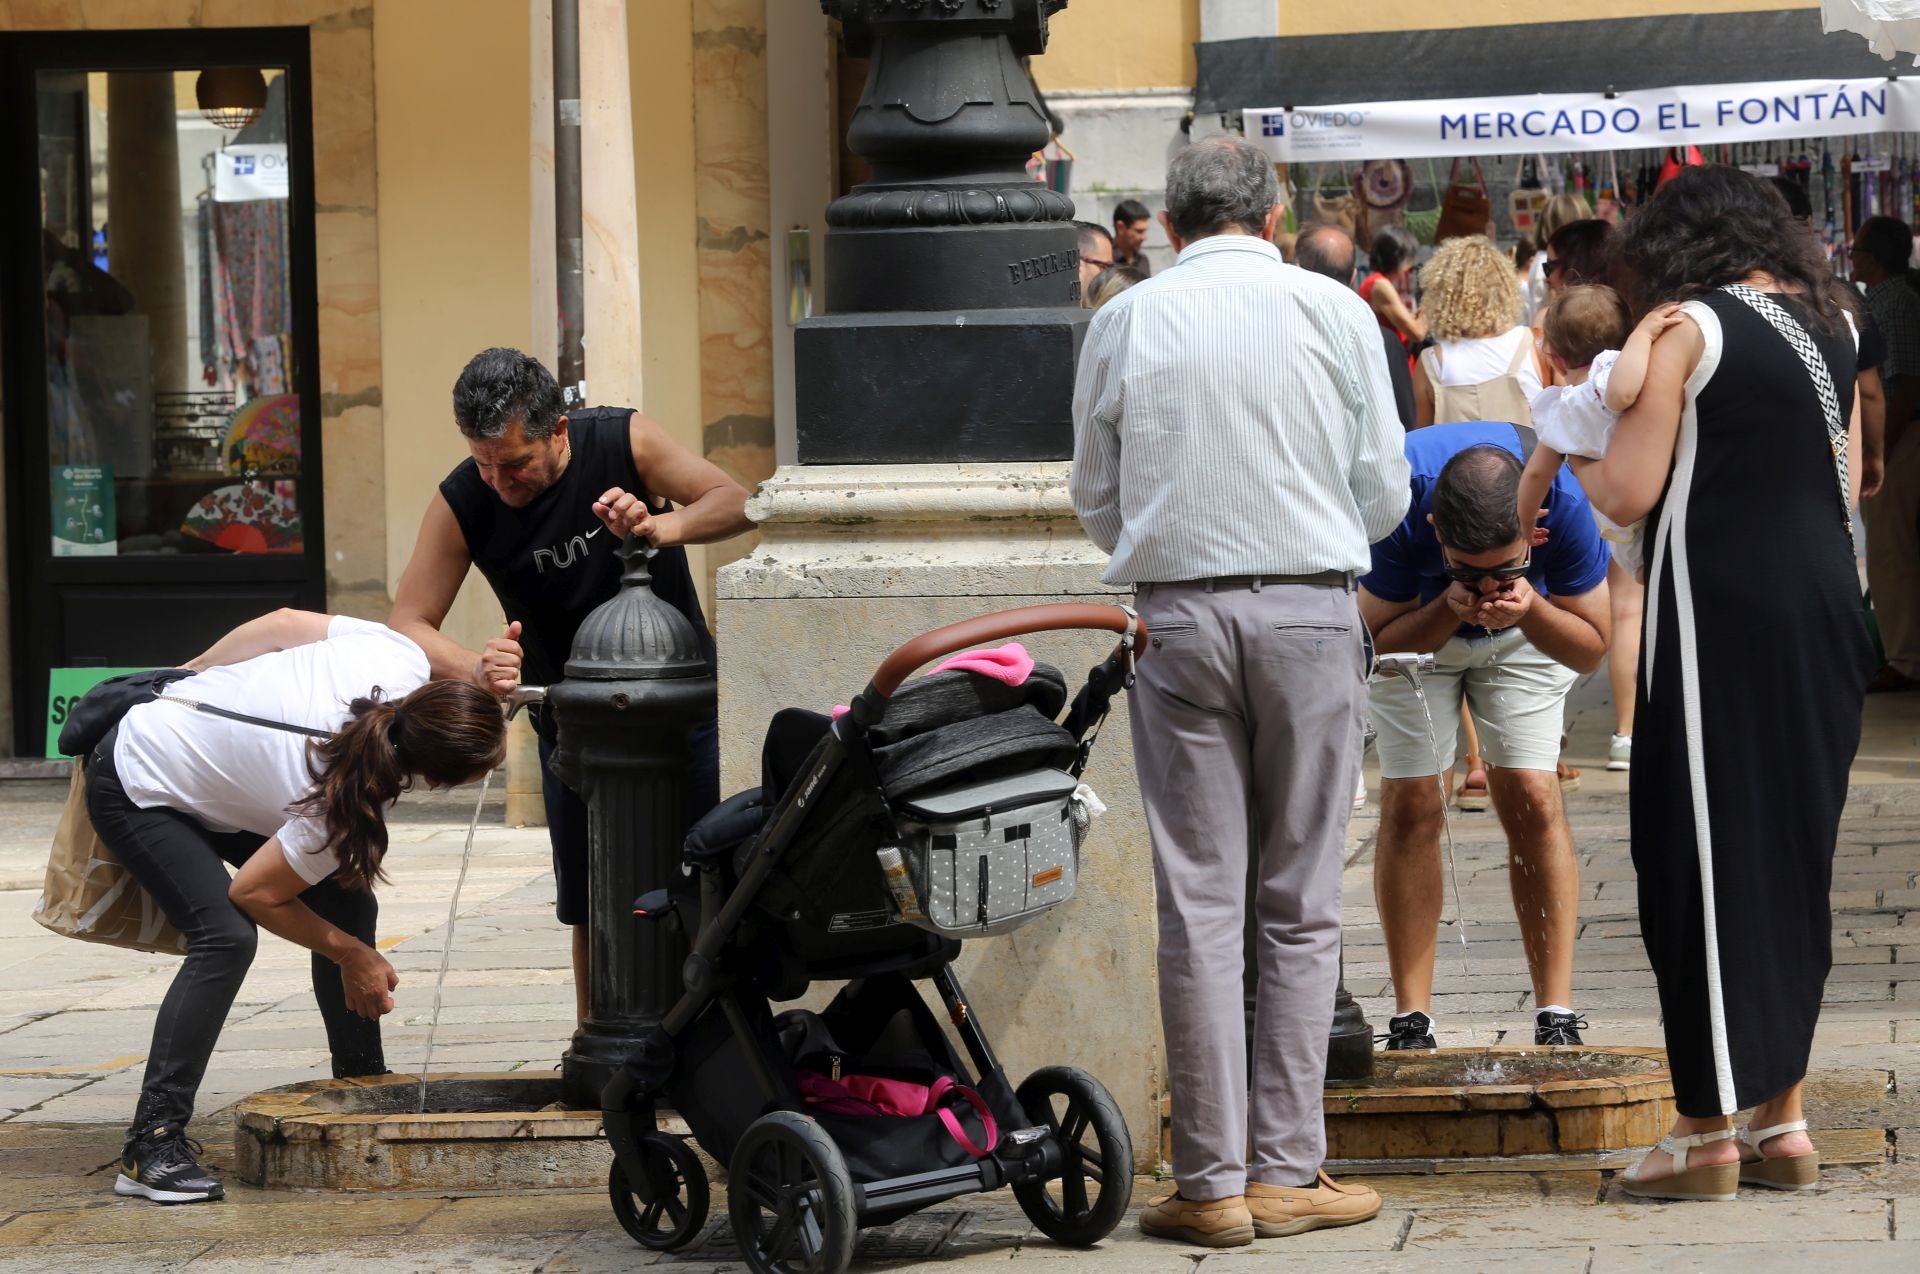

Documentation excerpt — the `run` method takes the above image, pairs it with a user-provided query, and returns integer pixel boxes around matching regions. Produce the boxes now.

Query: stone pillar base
[717,462,1163,1165]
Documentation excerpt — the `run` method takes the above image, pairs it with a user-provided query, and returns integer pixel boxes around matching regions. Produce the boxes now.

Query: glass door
[1,28,323,755]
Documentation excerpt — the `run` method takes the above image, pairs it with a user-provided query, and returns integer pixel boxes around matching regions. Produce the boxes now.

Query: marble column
[580,0,644,410]
[106,72,186,401]
[692,0,777,585]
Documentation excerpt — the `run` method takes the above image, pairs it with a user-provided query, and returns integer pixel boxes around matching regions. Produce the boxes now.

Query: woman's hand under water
[340,946,399,1019]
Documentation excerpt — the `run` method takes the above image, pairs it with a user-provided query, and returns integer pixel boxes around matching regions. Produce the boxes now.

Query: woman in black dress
[1569,167,1874,1201]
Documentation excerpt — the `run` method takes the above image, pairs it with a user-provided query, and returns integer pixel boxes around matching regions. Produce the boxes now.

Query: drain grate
[674,1211,968,1261]
[856,1211,967,1259]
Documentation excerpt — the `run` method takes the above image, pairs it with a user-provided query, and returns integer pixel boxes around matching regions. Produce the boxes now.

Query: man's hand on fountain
[593,486,671,545]
[475,622,523,698]
[341,946,399,1019]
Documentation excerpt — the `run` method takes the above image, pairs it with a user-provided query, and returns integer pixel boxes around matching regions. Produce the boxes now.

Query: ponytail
[293,680,508,890]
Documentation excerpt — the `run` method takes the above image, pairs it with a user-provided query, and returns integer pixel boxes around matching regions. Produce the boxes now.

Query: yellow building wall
[1043,0,1200,90]
[373,0,532,651]
[1278,0,1815,37]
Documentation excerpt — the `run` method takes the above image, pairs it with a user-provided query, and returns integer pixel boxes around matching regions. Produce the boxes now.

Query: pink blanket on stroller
[833,642,1033,717]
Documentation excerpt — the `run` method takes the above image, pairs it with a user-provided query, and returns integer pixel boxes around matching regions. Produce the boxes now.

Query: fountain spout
[1373,651,1436,687]
[505,684,548,721]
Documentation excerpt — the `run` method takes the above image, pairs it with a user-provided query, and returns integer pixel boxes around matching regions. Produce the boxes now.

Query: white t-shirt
[1430,326,1546,401]
[113,616,431,886]
[1530,348,1623,459]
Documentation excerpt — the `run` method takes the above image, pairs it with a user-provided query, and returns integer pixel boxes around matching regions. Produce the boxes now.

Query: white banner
[214,143,289,202]
[1246,77,1920,164]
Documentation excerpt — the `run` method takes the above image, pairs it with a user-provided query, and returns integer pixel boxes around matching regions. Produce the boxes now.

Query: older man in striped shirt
[1071,137,1409,1249]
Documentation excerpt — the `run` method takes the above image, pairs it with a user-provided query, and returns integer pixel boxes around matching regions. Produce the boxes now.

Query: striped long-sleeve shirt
[1069,234,1412,583]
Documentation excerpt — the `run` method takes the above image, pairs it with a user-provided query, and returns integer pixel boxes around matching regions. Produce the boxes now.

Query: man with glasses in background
[1075,221,1114,305]
[1360,427,1612,1052]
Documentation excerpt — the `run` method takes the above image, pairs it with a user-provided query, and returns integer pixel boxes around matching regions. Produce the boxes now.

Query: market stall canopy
[1246,76,1920,163]
[1195,9,1894,114]
[1823,0,1920,61]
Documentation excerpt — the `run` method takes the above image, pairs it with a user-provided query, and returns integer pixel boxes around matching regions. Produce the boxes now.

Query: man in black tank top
[389,348,751,1021]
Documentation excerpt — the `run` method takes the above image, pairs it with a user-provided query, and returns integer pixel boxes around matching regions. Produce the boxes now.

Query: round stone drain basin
[234,1072,630,1192]
[1325,1046,1674,1162]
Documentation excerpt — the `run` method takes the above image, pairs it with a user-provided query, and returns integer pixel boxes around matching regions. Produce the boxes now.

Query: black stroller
[600,603,1148,1274]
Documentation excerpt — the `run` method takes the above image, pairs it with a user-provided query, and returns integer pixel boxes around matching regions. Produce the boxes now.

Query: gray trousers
[1130,580,1366,1198]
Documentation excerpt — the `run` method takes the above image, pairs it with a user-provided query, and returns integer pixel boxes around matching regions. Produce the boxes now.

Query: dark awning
[1194,9,1897,114]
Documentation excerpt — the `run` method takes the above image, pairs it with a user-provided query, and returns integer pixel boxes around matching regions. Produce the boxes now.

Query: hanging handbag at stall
[1403,159,1444,245]
[1308,165,1360,238]
[1508,155,1548,238]
[1353,158,1412,246]
[1656,145,1705,190]
[1435,157,1492,244]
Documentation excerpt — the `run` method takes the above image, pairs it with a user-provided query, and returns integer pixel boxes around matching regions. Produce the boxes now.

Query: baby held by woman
[1518,285,1685,576]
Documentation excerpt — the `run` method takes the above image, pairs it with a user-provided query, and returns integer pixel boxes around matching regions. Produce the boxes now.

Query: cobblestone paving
[0,678,1912,1270]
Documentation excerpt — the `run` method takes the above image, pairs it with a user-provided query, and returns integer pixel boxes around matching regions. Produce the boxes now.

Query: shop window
[39,66,305,559]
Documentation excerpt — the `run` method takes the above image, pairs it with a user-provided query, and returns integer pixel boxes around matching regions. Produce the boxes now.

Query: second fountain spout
[1373,651,1436,687]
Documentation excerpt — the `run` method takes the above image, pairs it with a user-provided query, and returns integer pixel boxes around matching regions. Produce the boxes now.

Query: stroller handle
[866,603,1147,700]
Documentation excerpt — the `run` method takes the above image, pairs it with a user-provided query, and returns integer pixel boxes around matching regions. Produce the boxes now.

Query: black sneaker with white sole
[1534,1011,1588,1046]
[1376,1011,1436,1051]
[115,1124,224,1203]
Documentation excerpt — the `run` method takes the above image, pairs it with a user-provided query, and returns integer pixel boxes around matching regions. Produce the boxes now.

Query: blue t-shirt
[1361,422,1611,617]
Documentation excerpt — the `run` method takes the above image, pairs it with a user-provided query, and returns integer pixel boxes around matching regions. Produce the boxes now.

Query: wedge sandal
[1455,767,1491,812]
[1738,1120,1820,1191]
[1620,1128,1740,1202]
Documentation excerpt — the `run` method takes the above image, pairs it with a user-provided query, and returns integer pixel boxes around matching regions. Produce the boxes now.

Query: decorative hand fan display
[223,394,300,475]
[180,480,302,554]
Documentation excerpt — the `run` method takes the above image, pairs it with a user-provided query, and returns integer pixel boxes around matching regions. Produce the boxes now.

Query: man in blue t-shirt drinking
[1361,423,1612,1053]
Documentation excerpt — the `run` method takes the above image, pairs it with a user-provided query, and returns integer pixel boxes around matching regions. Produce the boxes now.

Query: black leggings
[85,728,384,1135]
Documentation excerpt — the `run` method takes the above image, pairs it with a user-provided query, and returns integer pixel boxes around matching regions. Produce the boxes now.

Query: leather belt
[1200,571,1355,591]
[1136,571,1357,595]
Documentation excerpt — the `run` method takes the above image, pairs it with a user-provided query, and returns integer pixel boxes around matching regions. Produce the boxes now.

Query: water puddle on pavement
[417,770,493,1113]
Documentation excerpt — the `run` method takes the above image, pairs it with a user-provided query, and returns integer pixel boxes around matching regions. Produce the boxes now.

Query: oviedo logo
[1284,109,1367,131]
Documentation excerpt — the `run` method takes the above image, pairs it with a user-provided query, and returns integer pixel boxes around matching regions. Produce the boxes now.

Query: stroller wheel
[728,1110,857,1274]
[1012,1065,1134,1247]
[608,1132,709,1252]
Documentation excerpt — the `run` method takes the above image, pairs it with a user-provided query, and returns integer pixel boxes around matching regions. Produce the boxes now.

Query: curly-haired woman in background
[85,610,505,1204]
[1414,234,1538,431]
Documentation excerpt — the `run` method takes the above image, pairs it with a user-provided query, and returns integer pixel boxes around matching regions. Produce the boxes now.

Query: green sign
[46,666,145,759]
[51,464,115,556]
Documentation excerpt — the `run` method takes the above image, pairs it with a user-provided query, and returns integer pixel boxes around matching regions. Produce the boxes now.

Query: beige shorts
[1369,626,1578,778]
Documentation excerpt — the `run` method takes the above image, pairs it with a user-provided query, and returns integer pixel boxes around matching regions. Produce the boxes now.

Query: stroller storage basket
[892,768,1079,938]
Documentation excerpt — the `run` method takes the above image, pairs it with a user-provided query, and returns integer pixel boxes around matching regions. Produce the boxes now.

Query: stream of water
[416,771,494,1114]
[1409,681,1472,976]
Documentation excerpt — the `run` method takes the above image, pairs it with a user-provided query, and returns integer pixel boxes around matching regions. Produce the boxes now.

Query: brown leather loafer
[1138,1191,1255,1247]
[1246,1172,1383,1237]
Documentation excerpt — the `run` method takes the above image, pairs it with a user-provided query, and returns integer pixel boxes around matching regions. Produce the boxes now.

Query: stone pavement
[0,679,1912,1270]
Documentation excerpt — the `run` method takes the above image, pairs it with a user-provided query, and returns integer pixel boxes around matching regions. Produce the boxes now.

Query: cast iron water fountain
[233,540,711,1191]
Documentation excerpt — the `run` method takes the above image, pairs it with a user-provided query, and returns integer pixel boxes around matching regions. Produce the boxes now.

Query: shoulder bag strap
[1719,283,1852,535]
[154,693,332,739]
[1512,423,1539,463]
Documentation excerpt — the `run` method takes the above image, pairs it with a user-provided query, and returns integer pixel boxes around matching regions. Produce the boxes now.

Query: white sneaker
[1608,734,1632,771]
[1353,772,1368,810]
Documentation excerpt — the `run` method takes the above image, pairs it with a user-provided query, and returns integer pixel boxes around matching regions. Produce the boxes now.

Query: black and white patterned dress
[1632,289,1875,1117]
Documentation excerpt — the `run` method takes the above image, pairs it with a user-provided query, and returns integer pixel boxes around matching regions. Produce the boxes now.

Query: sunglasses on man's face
[1443,546,1532,586]
[1083,256,1113,269]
